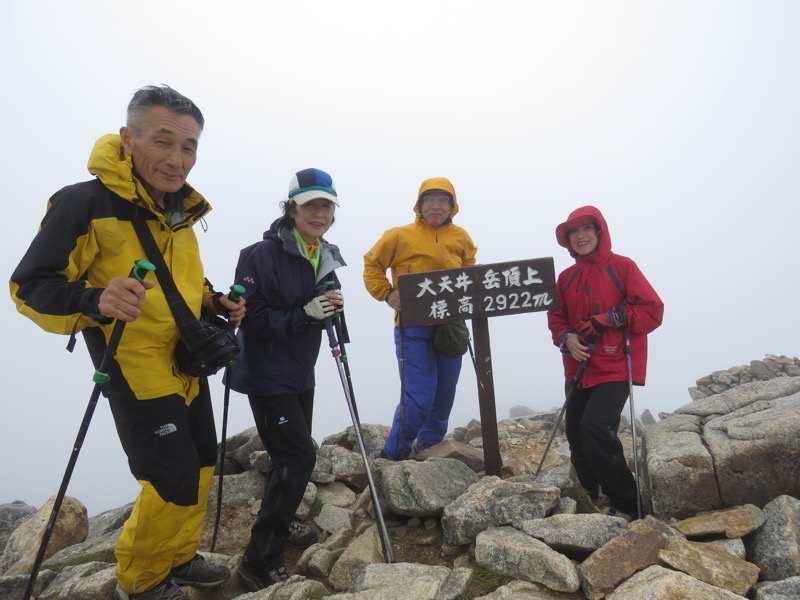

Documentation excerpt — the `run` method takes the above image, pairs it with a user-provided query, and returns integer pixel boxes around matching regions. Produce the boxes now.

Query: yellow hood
[414,177,460,220]
[87,134,146,202]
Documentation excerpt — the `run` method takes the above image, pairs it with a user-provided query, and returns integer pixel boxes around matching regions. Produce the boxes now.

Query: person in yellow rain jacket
[364,177,477,460]
[10,85,245,600]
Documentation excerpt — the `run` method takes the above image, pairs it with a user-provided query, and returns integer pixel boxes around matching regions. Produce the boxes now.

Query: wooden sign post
[398,257,557,476]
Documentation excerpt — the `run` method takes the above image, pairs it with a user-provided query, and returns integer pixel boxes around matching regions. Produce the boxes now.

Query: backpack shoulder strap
[605,264,626,297]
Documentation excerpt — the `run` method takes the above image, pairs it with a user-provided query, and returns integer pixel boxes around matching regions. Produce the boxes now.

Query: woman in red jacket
[547,205,663,520]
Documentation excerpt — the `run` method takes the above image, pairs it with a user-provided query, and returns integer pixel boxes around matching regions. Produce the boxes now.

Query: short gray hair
[126,85,204,132]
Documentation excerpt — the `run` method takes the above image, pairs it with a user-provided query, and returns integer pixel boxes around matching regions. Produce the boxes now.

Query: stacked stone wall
[689,355,800,400]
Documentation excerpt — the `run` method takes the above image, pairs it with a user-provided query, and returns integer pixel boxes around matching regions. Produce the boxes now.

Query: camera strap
[131,213,209,352]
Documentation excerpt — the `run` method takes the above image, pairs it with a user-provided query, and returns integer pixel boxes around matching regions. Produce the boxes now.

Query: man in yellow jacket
[10,85,244,600]
[363,177,477,460]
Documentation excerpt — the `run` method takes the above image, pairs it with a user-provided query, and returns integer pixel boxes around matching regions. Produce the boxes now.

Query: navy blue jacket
[228,218,345,395]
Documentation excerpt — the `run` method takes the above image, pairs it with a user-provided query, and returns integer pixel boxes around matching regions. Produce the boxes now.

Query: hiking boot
[408,440,425,460]
[604,507,634,523]
[581,484,599,501]
[170,554,230,588]
[114,579,187,600]
[237,556,289,591]
[287,520,319,549]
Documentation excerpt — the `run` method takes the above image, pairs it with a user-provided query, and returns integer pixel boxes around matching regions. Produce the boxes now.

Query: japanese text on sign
[397,257,557,327]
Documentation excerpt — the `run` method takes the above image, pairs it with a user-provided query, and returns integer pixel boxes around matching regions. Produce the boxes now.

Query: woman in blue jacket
[229,168,345,591]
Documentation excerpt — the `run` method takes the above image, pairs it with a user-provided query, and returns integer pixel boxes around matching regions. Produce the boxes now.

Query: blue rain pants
[382,325,463,460]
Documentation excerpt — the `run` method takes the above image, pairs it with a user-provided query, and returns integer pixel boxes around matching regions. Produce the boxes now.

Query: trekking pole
[23,260,155,600]
[321,282,395,563]
[534,357,588,477]
[210,284,245,553]
[623,329,643,520]
[467,338,476,370]
[466,332,481,385]
[397,317,406,460]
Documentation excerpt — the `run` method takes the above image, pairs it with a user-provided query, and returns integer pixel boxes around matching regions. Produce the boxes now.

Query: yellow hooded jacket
[10,134,216,401]
[363,177,477,323]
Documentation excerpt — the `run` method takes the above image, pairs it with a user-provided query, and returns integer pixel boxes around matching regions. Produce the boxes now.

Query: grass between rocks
[459,565,515,598]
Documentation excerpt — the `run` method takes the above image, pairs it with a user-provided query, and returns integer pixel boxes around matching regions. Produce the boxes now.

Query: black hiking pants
[564,380,638,514]
[244,390,316,570]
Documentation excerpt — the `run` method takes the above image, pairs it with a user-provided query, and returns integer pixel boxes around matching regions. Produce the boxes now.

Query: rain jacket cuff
[80,288,113,324]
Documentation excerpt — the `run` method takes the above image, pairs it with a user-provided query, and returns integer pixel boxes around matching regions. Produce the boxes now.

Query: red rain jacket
[547,206,664,388]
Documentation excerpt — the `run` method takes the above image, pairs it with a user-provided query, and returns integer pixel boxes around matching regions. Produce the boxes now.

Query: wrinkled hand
[385,289,401,311]
[210,294,246,327]
[564,334,593,362]
[328,289,344,311]
[304,295,336,321]
[97,276,155,322]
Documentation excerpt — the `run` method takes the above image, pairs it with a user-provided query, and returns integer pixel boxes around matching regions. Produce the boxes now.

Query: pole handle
[228,284,245,303]
[316,280,339,351]
[223,285,245,368]
[323,279,350,346]
[320,279,344,315]
[93,261,156,383]
[131,259,156,283]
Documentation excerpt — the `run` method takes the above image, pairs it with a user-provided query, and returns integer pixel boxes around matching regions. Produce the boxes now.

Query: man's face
[120,105,200,204]
[420,193,452,228]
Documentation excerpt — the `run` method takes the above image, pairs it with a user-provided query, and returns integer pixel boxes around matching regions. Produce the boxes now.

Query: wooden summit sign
[397,257,557,326]
[397,257,557,476]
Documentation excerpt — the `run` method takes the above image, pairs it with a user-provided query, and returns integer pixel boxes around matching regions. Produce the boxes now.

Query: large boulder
[644,377,800,520]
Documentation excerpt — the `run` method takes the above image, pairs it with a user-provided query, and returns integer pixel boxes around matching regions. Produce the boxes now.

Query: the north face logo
[155,423,178,437]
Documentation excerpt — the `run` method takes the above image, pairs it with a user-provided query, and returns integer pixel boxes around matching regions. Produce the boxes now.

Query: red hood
[555,205,612,262]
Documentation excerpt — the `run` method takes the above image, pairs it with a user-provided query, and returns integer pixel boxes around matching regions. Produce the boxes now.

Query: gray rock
[606,564,745,599]
[754,575,800,600]
[377,458,480,518]
[643,415,722,520]
[349,562,470,600]
[0,495,88,576]
[328,525,384,591]
[315,503,354,534]
[316,480,358,508]
[514,513,629,554]
[412,438,486,473]
[442,477,560,546]
[475,527,580,593]
[707,537,747,559]
[0,501,36,552]
[674,504,764,539]
[86,503,133,540]
[343,423,391,457]
[318,444,370,489]
[748,495,800,581]
[206,469,266,513]
[577,516,677,600]
[706,393,800,507]
[658,536,760,596]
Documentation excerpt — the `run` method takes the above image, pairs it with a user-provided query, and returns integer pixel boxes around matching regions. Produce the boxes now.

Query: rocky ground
[2,354,800,599]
